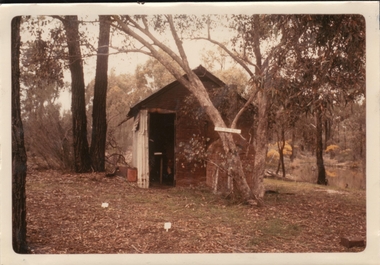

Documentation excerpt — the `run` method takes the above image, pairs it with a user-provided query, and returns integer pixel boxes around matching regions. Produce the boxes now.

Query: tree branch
[231,82,259,129]
[122,15,187,73]
[111,15,190,87]
[166,15,193,75]
[109,45,152,57]
[193,36,256,78]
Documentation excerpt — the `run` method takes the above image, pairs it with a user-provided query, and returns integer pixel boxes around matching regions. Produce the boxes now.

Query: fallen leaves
[26,170,366,254]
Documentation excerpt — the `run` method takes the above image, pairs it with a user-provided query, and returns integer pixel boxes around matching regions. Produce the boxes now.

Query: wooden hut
[126,65,255,192]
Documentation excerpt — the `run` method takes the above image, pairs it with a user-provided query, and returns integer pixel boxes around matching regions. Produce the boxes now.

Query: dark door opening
[148,113,175,187]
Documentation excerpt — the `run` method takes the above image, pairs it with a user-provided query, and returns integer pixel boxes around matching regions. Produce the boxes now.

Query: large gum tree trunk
[251,90,268,204]
[191,77,253,202]
[12,16,28,253]
[90,16,111,172]
[63,16,91,173]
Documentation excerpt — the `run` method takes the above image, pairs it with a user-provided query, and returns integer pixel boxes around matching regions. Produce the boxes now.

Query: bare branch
[109,45,152,57]
[193,36,256,78]
[231,82,259,129]
[141,15,149,30]
[111,15,191,88]
[166,15,192,75]
[122,15,187,72]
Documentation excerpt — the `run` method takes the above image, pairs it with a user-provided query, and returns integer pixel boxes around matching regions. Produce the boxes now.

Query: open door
[148,113,176,187]
[132,109,149,188]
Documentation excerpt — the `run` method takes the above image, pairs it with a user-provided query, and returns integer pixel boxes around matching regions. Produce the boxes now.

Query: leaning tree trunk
[63,16,91,173]
[316,107,327,185]
[191,77,253,203]
[251,90,268,205]
[90,16,111,172]
[12,16,28,253]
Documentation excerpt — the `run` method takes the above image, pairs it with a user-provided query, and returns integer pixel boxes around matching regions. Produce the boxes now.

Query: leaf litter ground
[26,170,365,254]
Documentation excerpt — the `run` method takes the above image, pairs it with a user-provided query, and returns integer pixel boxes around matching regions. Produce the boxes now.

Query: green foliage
[214,68,249,97]
[200,47,229,71]
[134,52,177,92]
[20,35,65,115]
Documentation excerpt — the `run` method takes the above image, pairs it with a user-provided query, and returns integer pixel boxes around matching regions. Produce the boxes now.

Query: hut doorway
[148,113,176,187]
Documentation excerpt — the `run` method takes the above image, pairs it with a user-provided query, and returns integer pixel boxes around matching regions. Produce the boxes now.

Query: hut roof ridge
[126,65,225,119]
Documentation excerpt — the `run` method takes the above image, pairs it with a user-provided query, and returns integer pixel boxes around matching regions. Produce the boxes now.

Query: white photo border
[0,2,379,265]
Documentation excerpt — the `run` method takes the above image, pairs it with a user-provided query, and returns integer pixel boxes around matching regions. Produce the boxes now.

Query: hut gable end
[127,65,225,119]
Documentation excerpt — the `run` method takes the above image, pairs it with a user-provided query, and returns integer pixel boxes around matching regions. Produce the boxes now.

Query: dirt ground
[25,170,366,254]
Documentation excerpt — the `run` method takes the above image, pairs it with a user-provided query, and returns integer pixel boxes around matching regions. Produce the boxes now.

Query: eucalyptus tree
[282,15,366,185]
[193,14,294,200]
[20,17,71,170]
[110,15,256,204]
[32,15,114,173]
[58,16,92,173]
[90,15,111,172]
[191,14,365,189]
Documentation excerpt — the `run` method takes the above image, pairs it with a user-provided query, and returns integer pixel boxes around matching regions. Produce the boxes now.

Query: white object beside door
[132,109,149,188]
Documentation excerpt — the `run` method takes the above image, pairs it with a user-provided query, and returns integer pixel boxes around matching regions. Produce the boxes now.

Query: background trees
[20,16,72,171]
[16,13,366,199]
[283,15,366,184]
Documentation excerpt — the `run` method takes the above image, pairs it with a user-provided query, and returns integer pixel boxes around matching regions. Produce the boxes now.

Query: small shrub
[325,144,340,153]
[326,170,337,178]
[267,149,279,160]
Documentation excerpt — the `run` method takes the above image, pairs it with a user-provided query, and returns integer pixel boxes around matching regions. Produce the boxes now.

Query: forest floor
[26,170,366,254]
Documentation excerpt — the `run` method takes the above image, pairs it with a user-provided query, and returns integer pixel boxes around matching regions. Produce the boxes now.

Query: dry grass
[26,170,366,254]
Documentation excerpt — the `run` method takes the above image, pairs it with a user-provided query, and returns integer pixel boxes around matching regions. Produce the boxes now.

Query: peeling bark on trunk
[12,16,28,253]
[316,108,327,185]
[63,16,91,173]
[90,16,111,172]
